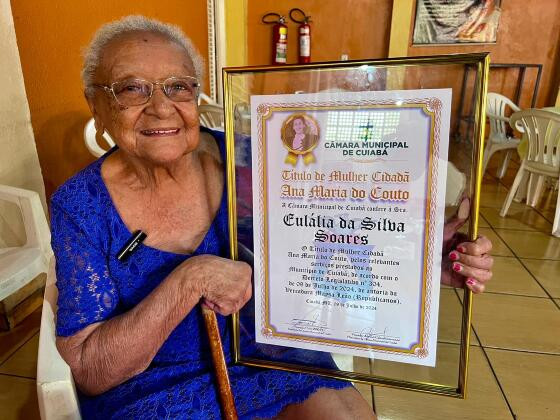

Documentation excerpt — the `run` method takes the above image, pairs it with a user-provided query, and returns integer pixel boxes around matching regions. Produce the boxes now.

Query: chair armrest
[37,260,74,384]
[36,259,81,419]
[509,118,526,133]
[37,381,81,420]
[0,184,40,204]
[486,112,510,123]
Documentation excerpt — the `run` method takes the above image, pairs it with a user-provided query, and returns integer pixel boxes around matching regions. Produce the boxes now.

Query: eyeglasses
[93,76,200,107]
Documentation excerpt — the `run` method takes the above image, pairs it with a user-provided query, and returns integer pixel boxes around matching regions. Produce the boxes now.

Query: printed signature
[349,326,400,343]
[287,313,330,334]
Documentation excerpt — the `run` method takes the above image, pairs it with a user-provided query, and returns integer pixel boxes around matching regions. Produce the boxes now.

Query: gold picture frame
[223,53,489,398]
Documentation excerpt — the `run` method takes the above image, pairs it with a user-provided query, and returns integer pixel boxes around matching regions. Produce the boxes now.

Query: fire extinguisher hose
[289,8,310,24]
[262,12,283,24]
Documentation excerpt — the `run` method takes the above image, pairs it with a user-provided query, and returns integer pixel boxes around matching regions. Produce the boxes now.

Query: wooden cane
[202,305,238,420]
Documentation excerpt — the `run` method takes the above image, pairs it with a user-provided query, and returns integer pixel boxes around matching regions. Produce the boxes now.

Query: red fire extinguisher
[262,12,288,65]
[289,8,311,64]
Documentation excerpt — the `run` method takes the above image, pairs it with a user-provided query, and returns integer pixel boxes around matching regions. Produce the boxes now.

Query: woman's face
[88,32,200,165]
[293,118,305,135]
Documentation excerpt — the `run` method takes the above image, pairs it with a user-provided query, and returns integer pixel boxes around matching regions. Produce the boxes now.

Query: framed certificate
[223,53,489,397]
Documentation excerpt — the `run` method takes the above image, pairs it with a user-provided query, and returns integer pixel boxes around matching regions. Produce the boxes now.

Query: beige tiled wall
[0,1,46,247]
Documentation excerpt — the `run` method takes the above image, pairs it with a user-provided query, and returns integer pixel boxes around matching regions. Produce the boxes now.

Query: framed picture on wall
[222,53,490,397]
[413,0,502,45]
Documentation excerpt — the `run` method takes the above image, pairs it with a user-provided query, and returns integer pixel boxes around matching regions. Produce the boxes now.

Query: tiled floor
[0,153,558,419]
[372,153,560,419]
[0,308,41,419]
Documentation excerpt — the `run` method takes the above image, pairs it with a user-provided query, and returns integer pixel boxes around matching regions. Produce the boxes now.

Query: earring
[94,120,105,135]
[95,123,106,142]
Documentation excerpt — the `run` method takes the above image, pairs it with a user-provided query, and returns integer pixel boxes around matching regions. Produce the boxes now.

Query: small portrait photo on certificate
[280,113,320,165]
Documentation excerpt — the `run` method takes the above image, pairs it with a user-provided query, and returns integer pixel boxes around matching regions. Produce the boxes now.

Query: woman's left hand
[441,198,493,293]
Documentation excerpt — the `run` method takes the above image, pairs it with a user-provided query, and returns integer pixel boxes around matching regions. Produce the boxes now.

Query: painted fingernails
[466,278,476,286]
[449,251,459,261]
[457,246,466,253]
[452,263,462,272]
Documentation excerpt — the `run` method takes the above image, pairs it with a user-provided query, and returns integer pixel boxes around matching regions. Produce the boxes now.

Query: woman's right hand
[179,255,252,316]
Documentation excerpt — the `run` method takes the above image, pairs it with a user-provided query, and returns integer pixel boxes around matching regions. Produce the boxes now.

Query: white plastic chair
[446,162,467,206]
[500,109,560,237]
[483,93,521,178]
[198,104,224,130]
[84,118,115,158]
[198,92,219,106]
[37,258,81,420]
[0,185,52,303]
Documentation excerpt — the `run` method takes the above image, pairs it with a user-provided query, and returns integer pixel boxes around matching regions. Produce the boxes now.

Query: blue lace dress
[50,128,349,419]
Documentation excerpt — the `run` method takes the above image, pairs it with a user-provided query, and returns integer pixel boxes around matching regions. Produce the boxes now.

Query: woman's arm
[56,255,251,396]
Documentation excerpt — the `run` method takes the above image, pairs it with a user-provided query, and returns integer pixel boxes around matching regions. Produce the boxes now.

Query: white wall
[0,0,47,246]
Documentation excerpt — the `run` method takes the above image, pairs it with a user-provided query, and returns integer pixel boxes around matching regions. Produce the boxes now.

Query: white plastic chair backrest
[198,104,224,129]
[487,92,520,140]
[0,185,51,258]
[198,92,219,106]
[510,109,560,168]
[84,118,115,158]
[318,87,350,93]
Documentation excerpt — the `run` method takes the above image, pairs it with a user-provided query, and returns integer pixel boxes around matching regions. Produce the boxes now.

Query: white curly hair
[82,15,205,96]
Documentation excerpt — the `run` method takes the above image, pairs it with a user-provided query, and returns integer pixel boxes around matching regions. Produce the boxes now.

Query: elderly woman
[51,16,492,420]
